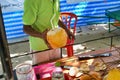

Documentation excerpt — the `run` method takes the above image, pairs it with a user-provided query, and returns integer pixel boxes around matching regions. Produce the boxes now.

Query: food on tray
[69,67,79,76]
[117,64,120,67]
[79,71,102,80]
[63,70,69,74]
[89,71,102,80]
[80,74,92,80]
[94,62,107,71]
[103,75,107,80]
[105,68,120,80]
[86,59,94,66]
[47,28,67,48]
[75,72,83,77]
[79,63,90,72]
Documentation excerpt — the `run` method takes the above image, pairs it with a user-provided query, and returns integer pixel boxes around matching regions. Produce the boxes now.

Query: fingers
[44,36,53,49]
[42,29,52,49]
[46,41,53,49]
[45,28,50,33]
[70,35,75,40]
[68,32,75,40]
[72,34,75,40]
[47,43,53,49]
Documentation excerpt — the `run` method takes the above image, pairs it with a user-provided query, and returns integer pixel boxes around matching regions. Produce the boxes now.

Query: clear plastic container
[52,67,64,80]
[16,63,36,80]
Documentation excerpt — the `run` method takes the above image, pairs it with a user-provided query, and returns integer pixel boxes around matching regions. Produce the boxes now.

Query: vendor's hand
[41,29,53,49]
[66,30,75,40]
[45,40,53,49]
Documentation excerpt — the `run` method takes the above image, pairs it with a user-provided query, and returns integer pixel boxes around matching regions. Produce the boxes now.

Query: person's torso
[23,0,60,51]
[32,0,60,32]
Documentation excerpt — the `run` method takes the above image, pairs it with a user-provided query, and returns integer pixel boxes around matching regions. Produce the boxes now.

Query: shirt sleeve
[22,0,38,25]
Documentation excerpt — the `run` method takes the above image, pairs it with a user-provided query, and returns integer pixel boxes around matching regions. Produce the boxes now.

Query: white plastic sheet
[0,0,24,12]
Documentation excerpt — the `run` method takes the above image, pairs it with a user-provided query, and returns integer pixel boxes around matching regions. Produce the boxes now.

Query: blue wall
[2,0,120,43]
[60,0,120,26]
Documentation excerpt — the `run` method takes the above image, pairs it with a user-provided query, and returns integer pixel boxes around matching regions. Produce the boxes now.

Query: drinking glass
[16,63,36,80]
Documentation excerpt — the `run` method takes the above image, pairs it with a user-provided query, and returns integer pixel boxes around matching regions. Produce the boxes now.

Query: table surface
[37,47,120,80]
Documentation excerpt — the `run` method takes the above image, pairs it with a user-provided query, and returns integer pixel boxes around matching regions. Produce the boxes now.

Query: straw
[50,13,56,29]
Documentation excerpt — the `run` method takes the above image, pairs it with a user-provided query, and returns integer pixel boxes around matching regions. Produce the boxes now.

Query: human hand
[42,29,53,49]
[66,30,75,40]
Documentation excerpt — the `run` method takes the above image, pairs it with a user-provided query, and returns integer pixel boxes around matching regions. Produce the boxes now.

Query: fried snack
[80,74,93,80]
[94,62,106,71]
[80,63,90,72]
[75,72,83,77]
[79,71,102,80]
[89,71,102,80]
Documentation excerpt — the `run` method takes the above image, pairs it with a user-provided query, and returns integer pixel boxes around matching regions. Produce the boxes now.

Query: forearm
[23,25,43,38]
[23,25,52,48]
[58,20,67,29]
[58,20,70,33]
